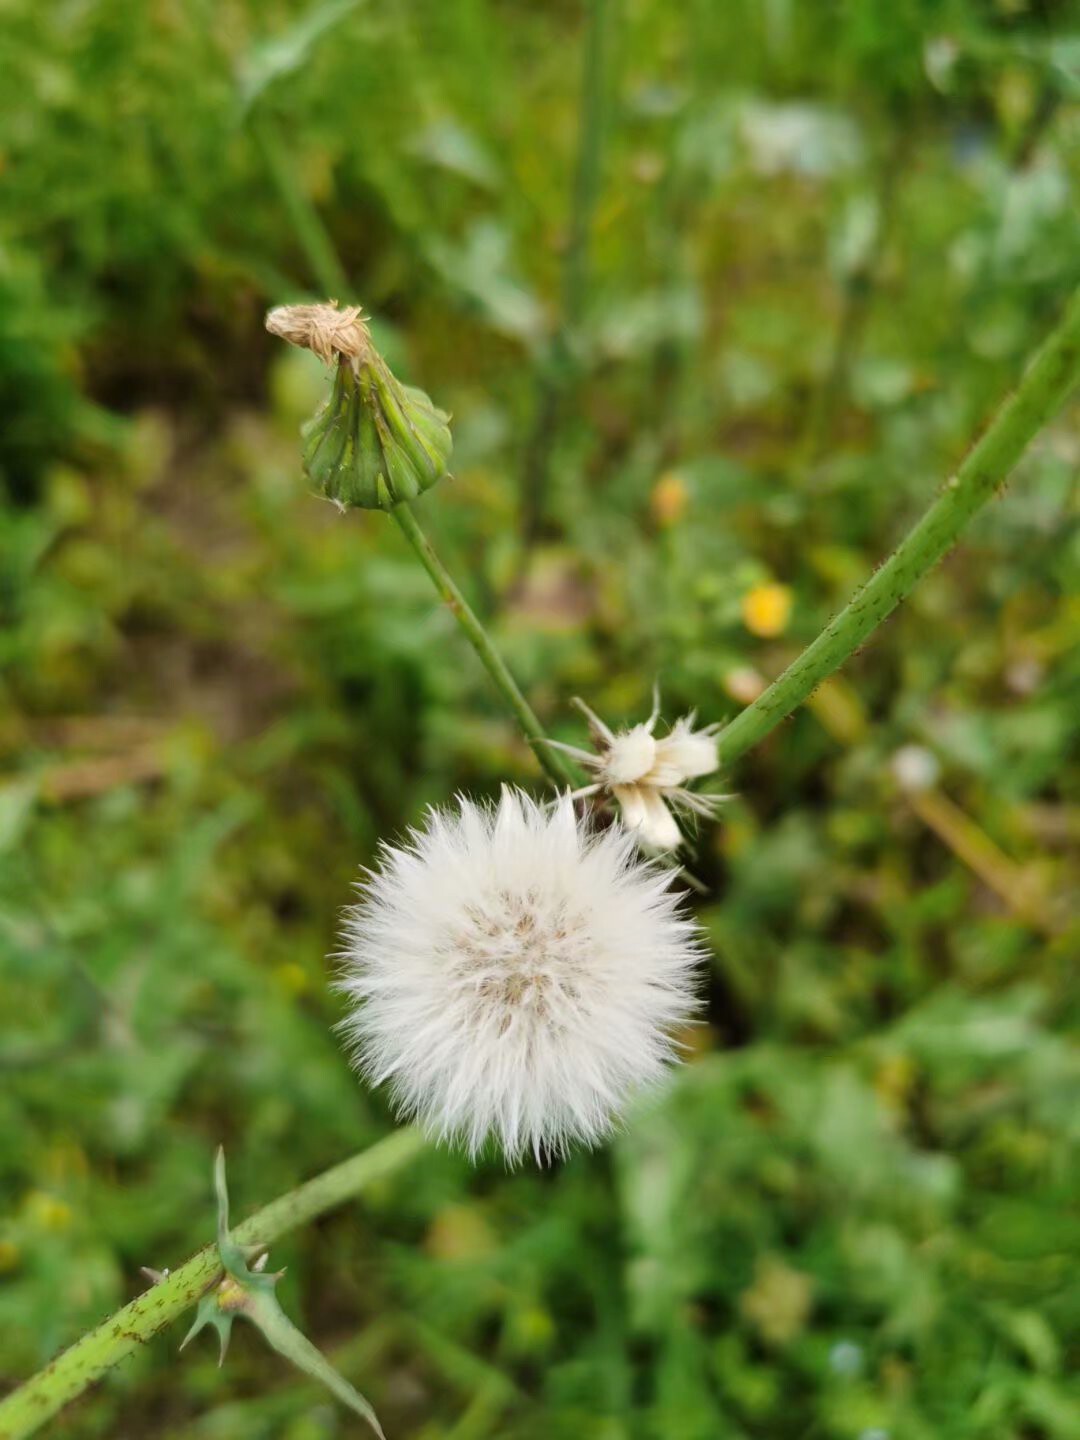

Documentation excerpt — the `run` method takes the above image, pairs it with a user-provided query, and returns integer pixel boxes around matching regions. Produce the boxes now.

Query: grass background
[1,1,1078,1436]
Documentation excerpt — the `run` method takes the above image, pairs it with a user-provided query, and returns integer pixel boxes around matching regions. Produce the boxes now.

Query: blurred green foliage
[1,0,1078,1436]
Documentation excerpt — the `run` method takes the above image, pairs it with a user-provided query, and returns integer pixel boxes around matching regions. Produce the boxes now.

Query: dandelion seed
[337,790,703,1162]
[549,696,727,851]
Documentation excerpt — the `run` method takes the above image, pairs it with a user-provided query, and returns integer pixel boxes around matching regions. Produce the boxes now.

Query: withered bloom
[266,301,452,511]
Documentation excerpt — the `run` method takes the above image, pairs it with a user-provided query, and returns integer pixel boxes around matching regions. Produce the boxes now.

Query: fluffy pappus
[336,790,704,1163]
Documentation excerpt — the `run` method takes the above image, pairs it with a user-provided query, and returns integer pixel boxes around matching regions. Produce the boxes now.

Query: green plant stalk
[715,285,1080,771]
[0,1128,425,1440]
[392,502,578,789]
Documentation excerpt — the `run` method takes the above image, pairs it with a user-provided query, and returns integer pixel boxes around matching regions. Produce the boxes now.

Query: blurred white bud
[891,744,940,794]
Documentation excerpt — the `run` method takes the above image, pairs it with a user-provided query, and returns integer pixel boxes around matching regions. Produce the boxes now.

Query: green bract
[303,353,453,511]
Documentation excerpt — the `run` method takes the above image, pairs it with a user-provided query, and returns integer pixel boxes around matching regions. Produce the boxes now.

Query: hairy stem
[392,502,578,789]
[715,285,1080,770]
[0,1128,425,1440]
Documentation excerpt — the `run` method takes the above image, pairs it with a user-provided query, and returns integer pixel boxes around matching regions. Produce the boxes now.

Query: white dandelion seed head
[336,789,704,1163]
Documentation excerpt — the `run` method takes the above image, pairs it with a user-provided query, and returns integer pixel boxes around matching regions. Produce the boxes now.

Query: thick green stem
[0,1128,425,1440]
[716,286,1080,770]
[392,503,578,789]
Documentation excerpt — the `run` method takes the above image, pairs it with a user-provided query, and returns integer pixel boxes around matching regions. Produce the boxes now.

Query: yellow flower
[650,471,689,527]
[741,582,793,638]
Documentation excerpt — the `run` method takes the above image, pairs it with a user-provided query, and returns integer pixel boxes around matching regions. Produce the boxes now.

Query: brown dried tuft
[264,302,371,367]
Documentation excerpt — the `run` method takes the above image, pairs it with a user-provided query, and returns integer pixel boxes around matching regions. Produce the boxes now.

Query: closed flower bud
[266,302,453,512]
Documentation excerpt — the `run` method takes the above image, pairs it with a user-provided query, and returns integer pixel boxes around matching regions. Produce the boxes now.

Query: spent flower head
[551,696,727,851]
[266,300,452,511]
[337,789,703,1162]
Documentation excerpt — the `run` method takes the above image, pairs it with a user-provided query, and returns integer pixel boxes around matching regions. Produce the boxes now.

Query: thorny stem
[0,1129,425,1440]
[715,284,1080,771]
[392,502,578,789]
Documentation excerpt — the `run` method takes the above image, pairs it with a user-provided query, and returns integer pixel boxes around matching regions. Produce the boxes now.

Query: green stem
[0,1128,425,1440]
[392,503,578,789]
[715,285,1080,771]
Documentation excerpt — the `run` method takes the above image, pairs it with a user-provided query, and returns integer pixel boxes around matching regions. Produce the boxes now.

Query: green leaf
[180,1149,385,1437]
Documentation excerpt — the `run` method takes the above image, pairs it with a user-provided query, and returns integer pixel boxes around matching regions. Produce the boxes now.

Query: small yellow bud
[650,471,689,527]
[0,1239,20,1273]
[741,582,793,638]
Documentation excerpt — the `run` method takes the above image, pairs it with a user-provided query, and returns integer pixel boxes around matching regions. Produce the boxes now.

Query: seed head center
[449,888,585,1023]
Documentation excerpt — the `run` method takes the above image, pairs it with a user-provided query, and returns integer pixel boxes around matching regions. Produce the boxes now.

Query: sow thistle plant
[4,286,1080,1440]
[275,305,711,1159]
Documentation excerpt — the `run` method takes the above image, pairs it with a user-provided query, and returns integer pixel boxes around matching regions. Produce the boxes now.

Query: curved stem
[715,285,1080,771]
[0,1128,425,1440]
[392,502,578,789]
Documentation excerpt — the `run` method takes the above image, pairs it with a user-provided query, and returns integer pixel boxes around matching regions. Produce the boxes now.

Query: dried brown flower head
[265,298,453,511]
[265,302,371,368]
